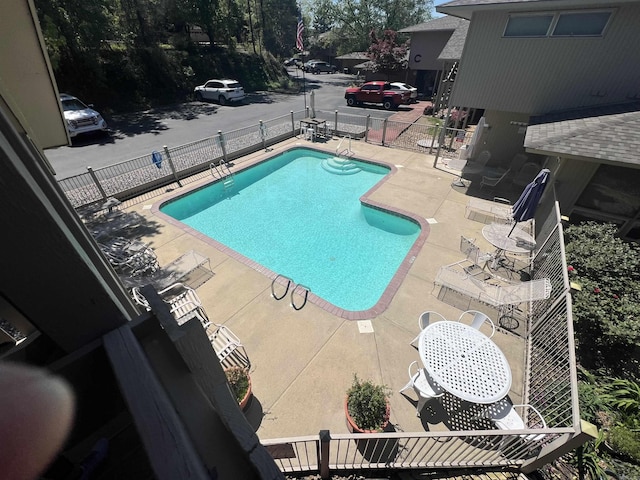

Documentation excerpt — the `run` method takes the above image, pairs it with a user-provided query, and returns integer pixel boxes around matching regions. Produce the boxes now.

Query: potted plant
[224,366,252,411]
[345,374,391,433]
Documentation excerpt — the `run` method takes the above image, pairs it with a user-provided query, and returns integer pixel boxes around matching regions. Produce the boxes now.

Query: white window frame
[503,9,614,38]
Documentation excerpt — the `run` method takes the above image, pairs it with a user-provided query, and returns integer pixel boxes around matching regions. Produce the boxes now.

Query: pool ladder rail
[270,274,310,311]
[336,134,353,158]
[210,160,235,191]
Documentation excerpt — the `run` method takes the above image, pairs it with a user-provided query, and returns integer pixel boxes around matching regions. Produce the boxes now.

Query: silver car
[194,79,246,105]
[59,93,108,138]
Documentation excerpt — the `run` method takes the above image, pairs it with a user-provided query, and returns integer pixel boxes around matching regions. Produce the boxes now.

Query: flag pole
[296,7,307,112]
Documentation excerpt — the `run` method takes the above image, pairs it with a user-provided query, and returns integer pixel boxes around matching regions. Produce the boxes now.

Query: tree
[367,29,408,77]
[315,0,431,54]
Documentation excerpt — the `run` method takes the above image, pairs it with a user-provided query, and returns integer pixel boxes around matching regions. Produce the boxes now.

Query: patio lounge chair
[513,162,541,187]
[208,323,250,369]
[465,197,513,224]
[132,282,210,328]
[399,361,444,416]
[434,262,552,315]
[99,237,159,277]
[460,236,495,272]
[481,168,511,189]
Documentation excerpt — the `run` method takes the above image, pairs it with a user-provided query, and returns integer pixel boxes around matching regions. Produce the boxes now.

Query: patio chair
[410,310,446,346]
[399,361,444,416]
[465,197,514,224]
[208,323,251,369]
[513,162,540,187]
[460,236,495,272]
[483,397,547,442]
[131,282,210,328]
[458,310,495,338]
[434,262,552,316]
[481,168,511,189]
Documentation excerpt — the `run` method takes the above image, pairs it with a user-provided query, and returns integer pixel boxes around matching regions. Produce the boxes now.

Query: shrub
[346,374,390,432]
[607,425,640,463]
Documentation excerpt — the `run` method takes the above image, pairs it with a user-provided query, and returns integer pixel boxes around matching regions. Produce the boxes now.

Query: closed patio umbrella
[509,168,550,236]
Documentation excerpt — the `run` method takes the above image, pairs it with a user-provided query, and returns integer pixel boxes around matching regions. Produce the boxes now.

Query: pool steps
[321,156,361,175]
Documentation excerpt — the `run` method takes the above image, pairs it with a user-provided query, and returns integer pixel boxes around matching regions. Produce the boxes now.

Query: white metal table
[418,321,512,404]
[482,223,535,269]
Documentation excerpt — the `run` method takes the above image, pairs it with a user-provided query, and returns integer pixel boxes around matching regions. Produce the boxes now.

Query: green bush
[346,375,390,432]
[607,425,640,463]
[564,221,640,376]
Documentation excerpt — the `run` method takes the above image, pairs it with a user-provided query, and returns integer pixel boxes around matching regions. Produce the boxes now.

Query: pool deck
[120,136,527,441]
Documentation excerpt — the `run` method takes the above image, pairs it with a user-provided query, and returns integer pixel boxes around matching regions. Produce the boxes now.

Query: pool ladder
[271,274,310,311]
[210,160,235,191]
[336,134,353,158]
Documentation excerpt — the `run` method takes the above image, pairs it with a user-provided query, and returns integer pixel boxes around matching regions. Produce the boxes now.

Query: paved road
[46,69,396,179]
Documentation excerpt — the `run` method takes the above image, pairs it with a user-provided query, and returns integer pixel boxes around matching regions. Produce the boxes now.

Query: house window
[551,11,611,36]
[504,15,553,37]
[504,10,613,38]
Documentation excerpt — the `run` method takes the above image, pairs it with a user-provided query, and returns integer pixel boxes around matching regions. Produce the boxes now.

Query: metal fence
[56,108,583,477]
[57,108,474,209]
[259,203,583,477]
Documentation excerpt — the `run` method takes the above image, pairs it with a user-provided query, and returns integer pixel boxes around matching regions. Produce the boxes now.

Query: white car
[59,93,109,138]
[389,82,418,102]
[194,79,246,105]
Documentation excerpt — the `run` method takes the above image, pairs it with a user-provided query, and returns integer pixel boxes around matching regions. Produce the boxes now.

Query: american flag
[296,13,304,51]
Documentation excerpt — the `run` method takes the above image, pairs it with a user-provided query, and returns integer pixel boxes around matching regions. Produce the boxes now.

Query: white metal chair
[208,323,250,369]
[410,310,446,345]
[458,310,495,338]
[484,398,547,442]
[131,282,210,328]
[399,361,444,416]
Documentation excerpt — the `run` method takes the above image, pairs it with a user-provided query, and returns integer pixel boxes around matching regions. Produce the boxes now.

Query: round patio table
[418,321,512,404]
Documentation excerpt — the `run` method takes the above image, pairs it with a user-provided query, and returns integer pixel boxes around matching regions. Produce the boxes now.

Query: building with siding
[417,0,640,240]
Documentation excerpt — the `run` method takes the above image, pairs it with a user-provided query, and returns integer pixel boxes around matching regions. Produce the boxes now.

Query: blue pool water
[160,148,421,312]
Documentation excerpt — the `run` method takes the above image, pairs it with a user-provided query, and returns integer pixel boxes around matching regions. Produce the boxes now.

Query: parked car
[283,58,299,67]
[344,81,412,110]
[59,93,109,138]
[301,60,322,72]
[194,79,246,105]
[389,82,418,102]
[308,61,338,74]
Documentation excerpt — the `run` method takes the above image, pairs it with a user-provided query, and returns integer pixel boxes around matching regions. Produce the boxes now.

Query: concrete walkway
[121,135,526,441]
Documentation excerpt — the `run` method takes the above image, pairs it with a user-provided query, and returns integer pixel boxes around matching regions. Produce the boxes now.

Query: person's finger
[0,362,75,480]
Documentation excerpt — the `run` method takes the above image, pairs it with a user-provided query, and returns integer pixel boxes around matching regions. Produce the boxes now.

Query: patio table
[482,223,535,269]
[418,321,512,404]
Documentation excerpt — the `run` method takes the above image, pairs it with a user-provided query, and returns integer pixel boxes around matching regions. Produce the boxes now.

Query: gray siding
[408,31,454,70]
[450,4,640,114]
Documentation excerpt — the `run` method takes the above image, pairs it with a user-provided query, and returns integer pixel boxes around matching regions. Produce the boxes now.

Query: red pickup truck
[344,81,411,110]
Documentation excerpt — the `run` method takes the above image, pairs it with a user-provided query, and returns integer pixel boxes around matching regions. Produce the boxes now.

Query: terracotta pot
[344,396,390,433]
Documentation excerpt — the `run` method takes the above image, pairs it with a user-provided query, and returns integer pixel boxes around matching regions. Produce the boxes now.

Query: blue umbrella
[509,168,550,236]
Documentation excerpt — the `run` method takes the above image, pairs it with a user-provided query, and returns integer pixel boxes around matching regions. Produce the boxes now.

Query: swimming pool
[160,147,426,315]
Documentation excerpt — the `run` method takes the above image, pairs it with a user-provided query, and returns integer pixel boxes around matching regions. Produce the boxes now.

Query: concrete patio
[116,136,527,442]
